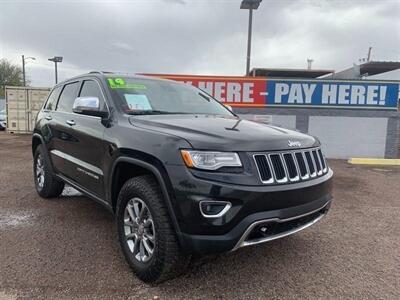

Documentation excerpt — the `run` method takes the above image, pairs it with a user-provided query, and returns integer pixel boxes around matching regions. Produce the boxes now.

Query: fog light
[199,201,231,218]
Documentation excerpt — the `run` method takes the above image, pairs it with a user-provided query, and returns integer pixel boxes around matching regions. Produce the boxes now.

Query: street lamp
[240,0,262,76]
[21,55,36,86]
[48,56,63,84]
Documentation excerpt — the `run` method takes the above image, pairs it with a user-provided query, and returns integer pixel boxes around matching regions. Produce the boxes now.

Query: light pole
[21,55,36,86]
[48,56,63,84]
[240,0,262,76]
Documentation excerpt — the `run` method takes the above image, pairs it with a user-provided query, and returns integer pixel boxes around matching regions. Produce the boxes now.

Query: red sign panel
[144,74,268,107]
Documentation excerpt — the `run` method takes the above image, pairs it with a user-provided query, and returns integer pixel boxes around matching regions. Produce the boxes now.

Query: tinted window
[107,77,233,116]
[44,86,62,110]
[57,82,79,112]
[79,80,106,110]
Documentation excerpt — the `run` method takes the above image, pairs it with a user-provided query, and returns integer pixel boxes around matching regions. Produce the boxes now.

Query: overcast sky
[0,0,399,87]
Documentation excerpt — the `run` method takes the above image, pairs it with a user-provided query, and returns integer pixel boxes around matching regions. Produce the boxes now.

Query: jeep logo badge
[288,140,302,147]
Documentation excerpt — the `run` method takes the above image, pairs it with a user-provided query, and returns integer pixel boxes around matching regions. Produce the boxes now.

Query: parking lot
[0,132,399,299]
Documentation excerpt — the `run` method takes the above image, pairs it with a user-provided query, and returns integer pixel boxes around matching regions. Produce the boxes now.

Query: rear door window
[44,86,62,110]
[56,82,80,112]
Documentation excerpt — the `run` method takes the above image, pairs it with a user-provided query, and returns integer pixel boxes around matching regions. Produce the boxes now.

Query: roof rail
[88,71,114,75]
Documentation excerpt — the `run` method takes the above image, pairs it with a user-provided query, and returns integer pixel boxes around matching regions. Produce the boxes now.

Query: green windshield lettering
[108,78,147,89]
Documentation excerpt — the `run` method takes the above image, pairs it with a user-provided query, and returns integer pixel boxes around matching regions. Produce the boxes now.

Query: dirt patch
[0,133,399,299]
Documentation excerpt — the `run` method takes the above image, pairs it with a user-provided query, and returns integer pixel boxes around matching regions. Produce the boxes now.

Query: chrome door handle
[66,120,76,126]
[45,115,52,121]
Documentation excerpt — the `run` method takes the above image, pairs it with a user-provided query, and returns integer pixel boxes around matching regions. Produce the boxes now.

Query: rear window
[44,86,62,110]
[56,82,80,112]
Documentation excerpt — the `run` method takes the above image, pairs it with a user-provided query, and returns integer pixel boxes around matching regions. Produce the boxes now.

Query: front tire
[33,145,64,198]
[116,175,190,283]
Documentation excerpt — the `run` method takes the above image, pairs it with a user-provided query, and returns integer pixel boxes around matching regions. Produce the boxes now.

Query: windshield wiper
[198,93,211,102]
[127,110,190,115]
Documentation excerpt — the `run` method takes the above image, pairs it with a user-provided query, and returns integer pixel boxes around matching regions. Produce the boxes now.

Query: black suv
[32,72,333,283]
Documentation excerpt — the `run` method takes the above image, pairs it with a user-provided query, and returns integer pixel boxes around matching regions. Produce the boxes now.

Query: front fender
[108,156,184,247]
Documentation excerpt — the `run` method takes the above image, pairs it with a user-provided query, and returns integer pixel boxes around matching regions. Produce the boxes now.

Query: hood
[129,115,318,152]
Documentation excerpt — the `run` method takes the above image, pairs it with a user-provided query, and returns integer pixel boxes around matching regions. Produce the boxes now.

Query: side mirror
[72,97,108,118]
[225,104,233,112]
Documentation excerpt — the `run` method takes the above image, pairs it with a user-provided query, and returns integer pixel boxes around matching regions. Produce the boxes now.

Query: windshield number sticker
[108,78,147,90]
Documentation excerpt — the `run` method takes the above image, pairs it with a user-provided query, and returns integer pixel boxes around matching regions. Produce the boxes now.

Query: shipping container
[5,86,50,133]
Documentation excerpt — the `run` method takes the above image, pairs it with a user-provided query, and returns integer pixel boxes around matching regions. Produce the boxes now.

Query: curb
[348,158,400,166]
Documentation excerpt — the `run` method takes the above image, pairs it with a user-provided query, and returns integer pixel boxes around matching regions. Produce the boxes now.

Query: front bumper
[180,195,331,254]
[231,200,330,251]
[166,165,333,254]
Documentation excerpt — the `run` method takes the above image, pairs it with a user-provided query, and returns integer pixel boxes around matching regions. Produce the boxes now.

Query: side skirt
[56,174,114,214]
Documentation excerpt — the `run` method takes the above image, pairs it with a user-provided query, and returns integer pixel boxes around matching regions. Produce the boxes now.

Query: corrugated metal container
[5,86,50,133]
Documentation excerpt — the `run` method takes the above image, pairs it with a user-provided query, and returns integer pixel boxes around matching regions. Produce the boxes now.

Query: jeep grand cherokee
[32,72,333,283]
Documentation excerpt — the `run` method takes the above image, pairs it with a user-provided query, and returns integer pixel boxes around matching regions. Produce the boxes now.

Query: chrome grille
[254,148,328,184]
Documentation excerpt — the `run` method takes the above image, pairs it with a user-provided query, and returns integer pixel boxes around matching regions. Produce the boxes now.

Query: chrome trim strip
[231,201,330,252]
[307,151,318,178]
[300,151,311,179]
[240,213,325,248]
[51,150,104,176]
[312,150,323,176]
[254,147,327,184]
[282,152,300,182]
[55,78,111,118]
[290,152,301,181]
[268,154,288,183]
[199,201,232,218]
[297,151,310,180]
[295,152,309,180]
[318,149,328,173]
[253,154,274,184]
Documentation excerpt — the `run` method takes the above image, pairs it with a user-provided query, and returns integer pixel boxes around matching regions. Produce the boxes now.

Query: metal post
[55,61,58,84]
[48,56,63,84]
[367,47,372,62]
[22,55,26,86]
[246,8,253,76]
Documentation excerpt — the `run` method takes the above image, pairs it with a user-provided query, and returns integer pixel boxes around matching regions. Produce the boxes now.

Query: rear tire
[116,175,190,283]
[33,145,64,198]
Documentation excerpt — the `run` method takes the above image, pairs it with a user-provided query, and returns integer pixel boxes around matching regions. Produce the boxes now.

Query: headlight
[180,150,242,170]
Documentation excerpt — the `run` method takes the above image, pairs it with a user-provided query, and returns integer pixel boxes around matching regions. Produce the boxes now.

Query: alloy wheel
[124,197,156,263]
[36,154,45,189]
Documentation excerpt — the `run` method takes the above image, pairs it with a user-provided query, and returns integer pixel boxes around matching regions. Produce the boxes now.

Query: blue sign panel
[267,80,399,109]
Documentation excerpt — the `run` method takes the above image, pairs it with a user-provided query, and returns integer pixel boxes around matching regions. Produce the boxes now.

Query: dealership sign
[146,74,399,110]
[268,80,399,109]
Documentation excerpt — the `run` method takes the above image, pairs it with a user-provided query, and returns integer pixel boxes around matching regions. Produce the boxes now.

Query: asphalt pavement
[0,133,399,299]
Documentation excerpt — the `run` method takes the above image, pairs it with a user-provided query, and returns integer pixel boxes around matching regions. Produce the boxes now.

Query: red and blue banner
[145,74,399,110]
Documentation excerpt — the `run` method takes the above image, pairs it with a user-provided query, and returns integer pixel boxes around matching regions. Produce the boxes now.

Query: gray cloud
[0,0,399,86]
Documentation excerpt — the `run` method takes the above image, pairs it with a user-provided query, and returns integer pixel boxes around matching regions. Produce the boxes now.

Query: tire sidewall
[33,146,45,194]
[116,184,161,273]
[33,144,64,198]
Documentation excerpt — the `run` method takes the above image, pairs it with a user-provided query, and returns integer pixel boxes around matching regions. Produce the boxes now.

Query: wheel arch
[109,156,183,244]
[32,133,44,155]
[32,133,57,175]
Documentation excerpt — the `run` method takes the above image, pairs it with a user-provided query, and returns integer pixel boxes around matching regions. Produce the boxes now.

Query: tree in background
[0,58,24,98]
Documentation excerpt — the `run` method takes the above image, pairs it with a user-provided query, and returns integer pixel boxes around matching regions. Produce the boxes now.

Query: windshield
[0,109,5,116]
[107,77,233,116]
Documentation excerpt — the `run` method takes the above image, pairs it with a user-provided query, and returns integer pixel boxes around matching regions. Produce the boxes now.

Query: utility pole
[48,56,63,84]
[246,7,253,76]
[367,47,372,62]
[21,55,36,86]
[307,58,314,70]
[241,0,262,76]
[22,55,26,86]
